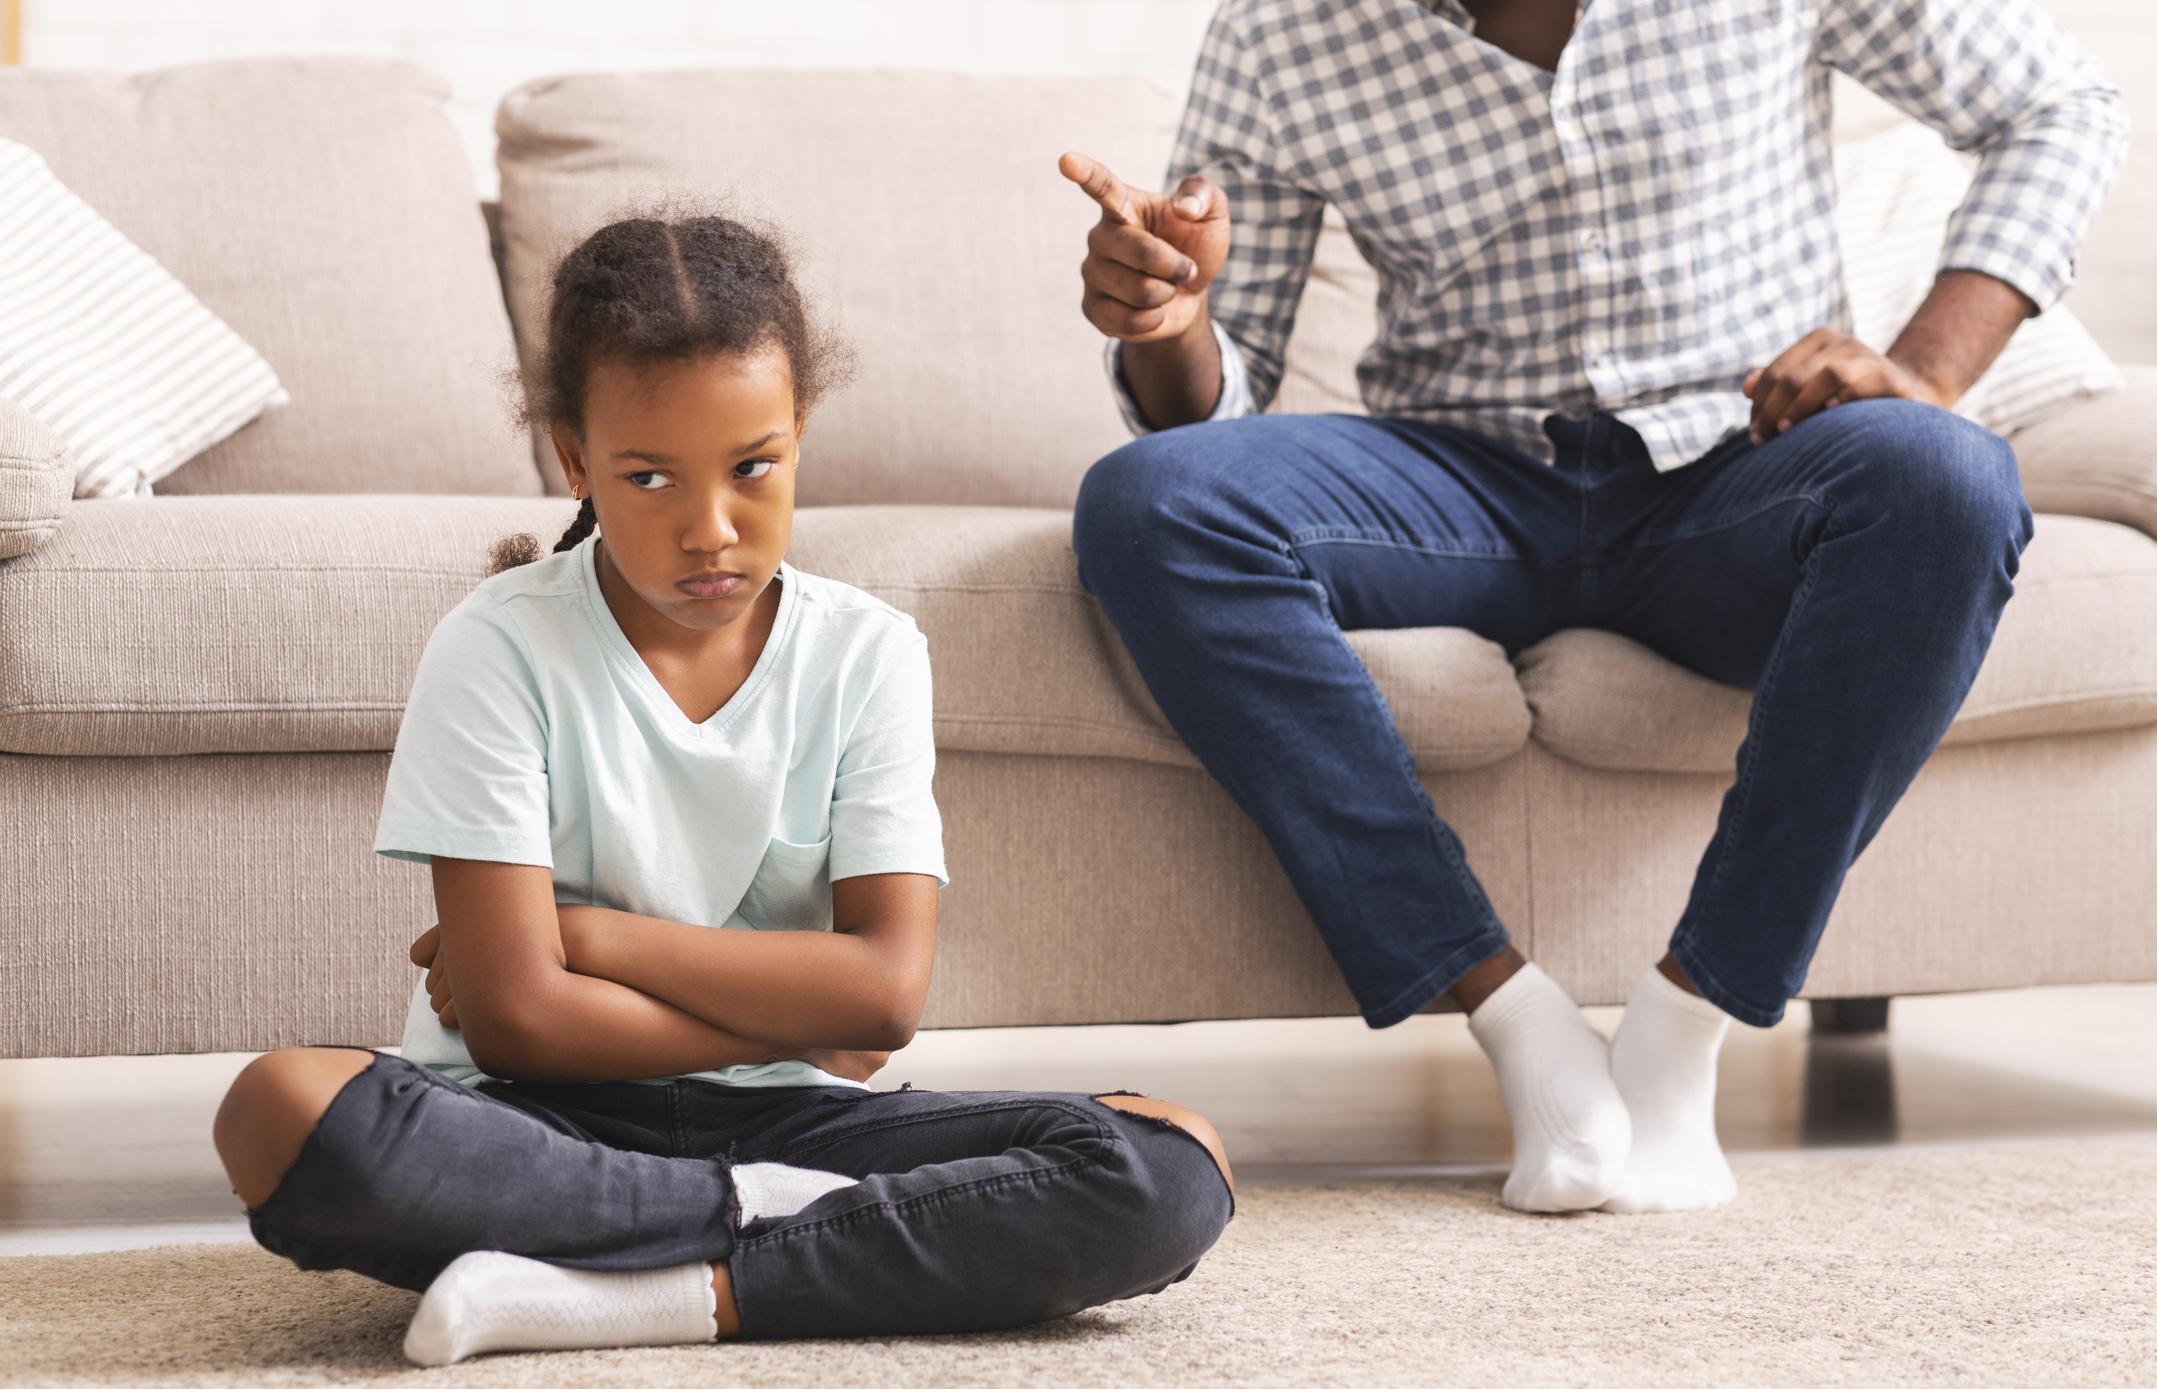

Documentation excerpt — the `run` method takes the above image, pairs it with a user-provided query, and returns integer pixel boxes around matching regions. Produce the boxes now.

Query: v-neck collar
[576,537,798,737]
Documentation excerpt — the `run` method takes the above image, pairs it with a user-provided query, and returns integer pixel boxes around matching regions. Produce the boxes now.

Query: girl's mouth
[677,572,746,600]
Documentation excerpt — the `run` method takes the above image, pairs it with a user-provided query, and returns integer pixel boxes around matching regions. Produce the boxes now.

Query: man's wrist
[1882,352,1959,410]
[1122,299,1222,428]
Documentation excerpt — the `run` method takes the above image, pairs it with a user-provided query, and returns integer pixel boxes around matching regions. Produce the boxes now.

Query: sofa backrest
[495,70,1176,510]
[0,59,538,497]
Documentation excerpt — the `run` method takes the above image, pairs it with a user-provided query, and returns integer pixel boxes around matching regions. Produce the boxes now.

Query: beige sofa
[2,59,2153,1059]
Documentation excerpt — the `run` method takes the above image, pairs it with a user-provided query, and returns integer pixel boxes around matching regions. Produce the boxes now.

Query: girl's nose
[685,495,740,552]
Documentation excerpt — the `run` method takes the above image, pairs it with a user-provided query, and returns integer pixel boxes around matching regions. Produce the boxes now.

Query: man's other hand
[1059,152,1229,343]
[1743,327,1953,446]
[1747,271,2035,446]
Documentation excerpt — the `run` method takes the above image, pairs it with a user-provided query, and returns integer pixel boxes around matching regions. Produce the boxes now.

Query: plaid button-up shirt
[1111,0,2126,470]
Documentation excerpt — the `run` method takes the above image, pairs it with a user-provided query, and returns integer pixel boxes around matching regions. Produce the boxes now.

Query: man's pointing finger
[1058,151,1135,226]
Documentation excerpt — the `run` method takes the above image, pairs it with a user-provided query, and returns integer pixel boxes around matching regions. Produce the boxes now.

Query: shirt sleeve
[1161,4,1329,412]
[374,601,554,868]
[1104,319,1257,437]
[827,629,947,886]
[1818,0,2128,312]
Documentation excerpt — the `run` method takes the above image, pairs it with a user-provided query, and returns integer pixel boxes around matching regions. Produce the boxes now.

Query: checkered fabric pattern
[1110,0,2126,471]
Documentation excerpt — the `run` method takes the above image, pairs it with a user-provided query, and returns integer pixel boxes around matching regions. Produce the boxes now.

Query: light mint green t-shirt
[375,537,946,1090]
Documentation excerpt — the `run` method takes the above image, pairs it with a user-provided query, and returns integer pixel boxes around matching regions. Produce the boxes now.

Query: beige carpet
[6,1139,2156,1389]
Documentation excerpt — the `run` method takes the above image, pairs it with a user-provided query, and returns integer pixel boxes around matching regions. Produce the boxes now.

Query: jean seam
[1282,531,1513,1025]
[1285,529,1533,562]
[775,1096,1117,1163]
[738,1145,1116,1252]
[1667,497,1840,1024]
[1619,490,1835,552]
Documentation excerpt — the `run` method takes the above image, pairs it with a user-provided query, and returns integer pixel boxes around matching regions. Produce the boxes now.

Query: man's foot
[1465,963,1630,1212]
[1599,963,1736,1214]
[403,1251,717,1366]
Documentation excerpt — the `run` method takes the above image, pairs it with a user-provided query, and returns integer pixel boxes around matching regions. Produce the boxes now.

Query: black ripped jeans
[248,1052,1233,1338]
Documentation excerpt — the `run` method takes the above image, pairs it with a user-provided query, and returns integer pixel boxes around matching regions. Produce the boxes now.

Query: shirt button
[1582,231,1605,252]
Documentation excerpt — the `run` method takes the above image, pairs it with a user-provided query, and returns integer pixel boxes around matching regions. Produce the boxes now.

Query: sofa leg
[1801,1028,1898,1146]
[1809,996,1892,1035]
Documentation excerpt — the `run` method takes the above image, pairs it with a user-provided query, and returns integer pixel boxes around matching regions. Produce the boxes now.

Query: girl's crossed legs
[215,1049,1233,1344]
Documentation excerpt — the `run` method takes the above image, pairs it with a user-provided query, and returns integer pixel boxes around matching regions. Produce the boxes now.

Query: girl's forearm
[560,904,928,1052]
[464,965,799,1083]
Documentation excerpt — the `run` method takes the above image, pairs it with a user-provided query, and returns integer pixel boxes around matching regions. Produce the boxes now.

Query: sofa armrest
[0,397,73,560]
[2009,365,2157,542]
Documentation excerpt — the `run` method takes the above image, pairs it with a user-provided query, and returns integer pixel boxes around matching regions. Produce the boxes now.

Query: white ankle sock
[1600,964,1736,1214]
[1465,962,1630,1212]
[731,1161,860,1224]
[402,1251,717,1367]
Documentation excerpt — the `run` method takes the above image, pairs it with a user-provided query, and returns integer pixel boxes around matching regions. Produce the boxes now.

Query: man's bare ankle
[1450,945,1529,1015]
[1655,954,1703,997]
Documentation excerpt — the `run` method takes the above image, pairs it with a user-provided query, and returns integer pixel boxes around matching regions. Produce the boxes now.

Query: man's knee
[214,1046,376,1208]
[1072,432,1201,587]
[1835,399,2032,565]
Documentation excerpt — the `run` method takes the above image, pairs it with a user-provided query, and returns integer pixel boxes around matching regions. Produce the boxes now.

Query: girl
[211,214,1233,1364]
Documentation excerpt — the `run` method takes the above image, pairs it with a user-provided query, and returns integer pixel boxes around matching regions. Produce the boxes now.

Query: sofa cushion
[494,72,1176,510]
[2012,364,2157,544]
[0,59,537,497]
[0,496,577,756]
[1518,514,2157,772]
[0,395,70,560]
[788,507,1534,773]
[0,500,1533,770]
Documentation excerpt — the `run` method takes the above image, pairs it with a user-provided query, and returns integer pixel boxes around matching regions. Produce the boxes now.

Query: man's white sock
[1465,962,1630,1212]
[1600,963,1736,1214]
[731,1162,860,1224]
[402,1251,717,1367]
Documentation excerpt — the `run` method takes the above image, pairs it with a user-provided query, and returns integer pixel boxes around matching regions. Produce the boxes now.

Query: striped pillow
[0,138,287,499]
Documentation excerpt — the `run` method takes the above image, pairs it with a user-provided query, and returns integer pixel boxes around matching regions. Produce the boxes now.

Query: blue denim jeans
[1072,401,2031,1028]
[248,1053,1232,1338]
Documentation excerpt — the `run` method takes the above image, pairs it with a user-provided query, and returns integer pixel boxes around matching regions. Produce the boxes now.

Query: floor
[5,983,2157,1257]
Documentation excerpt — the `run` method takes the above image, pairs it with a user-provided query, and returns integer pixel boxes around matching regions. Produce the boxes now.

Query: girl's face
[554,346,802,636]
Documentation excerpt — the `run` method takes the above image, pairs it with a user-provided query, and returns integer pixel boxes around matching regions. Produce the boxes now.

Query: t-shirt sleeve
[828,628,947,886]
[374,601,554,868]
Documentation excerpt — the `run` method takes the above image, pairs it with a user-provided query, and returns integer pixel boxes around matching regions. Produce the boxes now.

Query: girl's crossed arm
[418,857,809,1084]
[552,873,940,1054]
[413,860,938,1083]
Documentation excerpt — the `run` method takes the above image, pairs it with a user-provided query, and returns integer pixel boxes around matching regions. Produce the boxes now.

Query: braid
[554,497,597,553]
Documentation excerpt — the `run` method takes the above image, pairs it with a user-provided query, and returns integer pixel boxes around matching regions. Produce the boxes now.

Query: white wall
[19,1,1219,199]
[18,0,2155,359]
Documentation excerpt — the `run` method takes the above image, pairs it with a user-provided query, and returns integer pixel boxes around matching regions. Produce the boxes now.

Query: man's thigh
[1083,413,1583,651]
[1592,399,2005,688]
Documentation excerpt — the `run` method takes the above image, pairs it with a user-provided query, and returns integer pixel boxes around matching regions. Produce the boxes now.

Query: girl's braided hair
[489,211,851,575]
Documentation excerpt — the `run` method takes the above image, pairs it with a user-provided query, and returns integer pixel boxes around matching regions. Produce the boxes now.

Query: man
[1061,0,2125,1214]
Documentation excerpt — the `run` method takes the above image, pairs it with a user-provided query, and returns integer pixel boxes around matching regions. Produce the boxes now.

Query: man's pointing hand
[1059,152,1229,344]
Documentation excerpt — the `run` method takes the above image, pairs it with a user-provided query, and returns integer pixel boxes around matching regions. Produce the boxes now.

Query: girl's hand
[801,1050,891,1084]
[408,924,460,1030]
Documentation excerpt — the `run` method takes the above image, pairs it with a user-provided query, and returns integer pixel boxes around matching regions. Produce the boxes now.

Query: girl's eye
[627,471,668,491]
[735,459,776,479]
